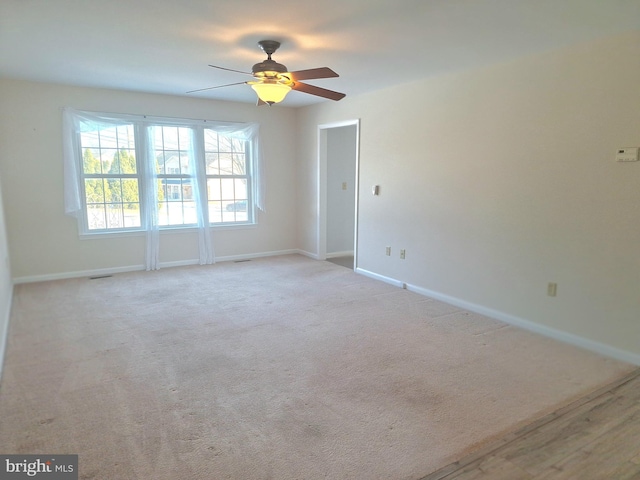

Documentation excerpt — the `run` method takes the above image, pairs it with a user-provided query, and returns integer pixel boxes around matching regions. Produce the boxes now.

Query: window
[154,126,197,227]
[80,124,141,230]
[64,110,261,236]
[204,129,251,224]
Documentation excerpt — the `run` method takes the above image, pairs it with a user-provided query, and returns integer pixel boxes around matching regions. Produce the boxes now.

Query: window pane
[232,138,244,152]
[208,201,222,223]
[219,153,233,175]
[87,205,106,230]
[85,179,106,203]
[158,177,196,226]
[156,127,192,175]
[159,201,185,226]
[182,179,194,200]
[179,128,190,151]
[207,178,221,200]
[82,148,101,174]
[234,178,247,198]
[205,153,219,174]
[183,200,197,224]
[117,125,135,149]
[219,135,232,152]
[106,204,124,229]
[232,154,246,174]
[109,149,132,174]
[163,151,180,174]
[120,150,137,174]
[220,178,234,199]
[180,152,192,174]
[98,148,115,173]
[80,131,100,149]
[124,206,141,228]
[233,206,248,222]
[99,127,119,149]
[204,129,218,149]
[159,127,178,150]
[109,179,123,202]
[121,179,139,205]
[110,150,134,174]
[156,152,166,174]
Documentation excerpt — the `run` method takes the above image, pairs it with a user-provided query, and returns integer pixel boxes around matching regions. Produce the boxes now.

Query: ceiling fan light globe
[250,82,291,105]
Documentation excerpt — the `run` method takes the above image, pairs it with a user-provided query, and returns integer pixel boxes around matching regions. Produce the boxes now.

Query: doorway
[317,120,360,269]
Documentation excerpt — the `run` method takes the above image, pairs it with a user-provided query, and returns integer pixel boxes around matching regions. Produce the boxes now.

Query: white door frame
[317,119,361,268]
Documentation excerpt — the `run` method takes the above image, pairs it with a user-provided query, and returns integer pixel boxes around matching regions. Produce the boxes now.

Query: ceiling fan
[187,40,346,106]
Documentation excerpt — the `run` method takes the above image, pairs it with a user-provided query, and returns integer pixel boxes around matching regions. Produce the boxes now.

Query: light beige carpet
[0,255,634,479]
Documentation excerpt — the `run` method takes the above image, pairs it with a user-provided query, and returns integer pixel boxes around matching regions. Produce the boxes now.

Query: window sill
[78,223,257,240]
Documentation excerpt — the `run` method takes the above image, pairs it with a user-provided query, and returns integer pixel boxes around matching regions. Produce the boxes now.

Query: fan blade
[288,67,339,81]
[257,98,268,107]
[186,81,247,94]
[208,64,253,76]
[291,81,345,101]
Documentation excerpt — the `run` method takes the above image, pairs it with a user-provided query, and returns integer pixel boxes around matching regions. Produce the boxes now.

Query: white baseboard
[356,269,640,366]
[13,264,146,284]
[215,249,298,263]
[356,267,404,289]
[297,249,321,260]
[326,250,354,259]
[12,249,300,284]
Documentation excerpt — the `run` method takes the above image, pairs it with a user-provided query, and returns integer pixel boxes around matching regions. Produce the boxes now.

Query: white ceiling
[1,0,639,107]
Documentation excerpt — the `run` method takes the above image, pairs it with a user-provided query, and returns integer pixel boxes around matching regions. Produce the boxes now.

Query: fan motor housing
[252,40,289,79]
[252,59,288,78]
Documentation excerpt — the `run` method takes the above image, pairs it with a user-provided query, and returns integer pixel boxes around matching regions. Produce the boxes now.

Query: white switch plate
[615,147,639,162]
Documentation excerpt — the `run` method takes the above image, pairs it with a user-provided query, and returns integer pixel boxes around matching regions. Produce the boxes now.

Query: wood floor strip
[420,367,640,480]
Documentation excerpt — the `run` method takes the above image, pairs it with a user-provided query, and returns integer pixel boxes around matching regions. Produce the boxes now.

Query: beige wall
[295,31,640,359]
[0,80,298,281]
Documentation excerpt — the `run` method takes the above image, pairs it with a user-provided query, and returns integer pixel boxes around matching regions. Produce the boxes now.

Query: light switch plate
[615,147,639,162]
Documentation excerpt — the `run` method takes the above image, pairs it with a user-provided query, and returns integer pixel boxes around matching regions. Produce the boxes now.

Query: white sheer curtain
[140,124,160,271]
[62,108,263,270]
[191,126,214,265]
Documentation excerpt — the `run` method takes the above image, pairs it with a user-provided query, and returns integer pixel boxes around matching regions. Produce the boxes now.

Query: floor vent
[234,259,251,263]
[89,274,113,280]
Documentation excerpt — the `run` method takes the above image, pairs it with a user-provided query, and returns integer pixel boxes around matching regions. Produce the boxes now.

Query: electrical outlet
[400,249,406,259]
[547,282,557,297]
[385,246,391,256]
